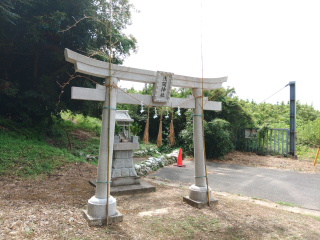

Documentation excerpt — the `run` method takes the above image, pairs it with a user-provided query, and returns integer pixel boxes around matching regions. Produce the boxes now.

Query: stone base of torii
[64,48,227,225]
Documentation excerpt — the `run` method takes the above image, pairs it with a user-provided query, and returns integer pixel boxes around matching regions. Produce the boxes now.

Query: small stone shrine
[111,110,140,187]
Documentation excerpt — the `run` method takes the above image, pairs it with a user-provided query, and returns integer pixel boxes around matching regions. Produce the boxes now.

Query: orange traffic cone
[173,148,185,167]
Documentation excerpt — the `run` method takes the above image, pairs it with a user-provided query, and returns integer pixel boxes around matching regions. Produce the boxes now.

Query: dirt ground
[1,161,320,240]
[207,151,320,174]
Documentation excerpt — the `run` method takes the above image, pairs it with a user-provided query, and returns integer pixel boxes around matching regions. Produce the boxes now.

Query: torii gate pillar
[85,77,123,223]
[183,88,217,207]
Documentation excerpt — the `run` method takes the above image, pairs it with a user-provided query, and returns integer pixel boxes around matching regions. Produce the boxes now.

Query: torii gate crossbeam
[65,49,227,90]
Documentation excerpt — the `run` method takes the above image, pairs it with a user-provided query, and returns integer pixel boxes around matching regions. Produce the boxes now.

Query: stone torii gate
[64,48,227,225]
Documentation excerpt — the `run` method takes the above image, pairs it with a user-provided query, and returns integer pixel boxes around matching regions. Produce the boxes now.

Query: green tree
[0,0,32,24]
[204,87,254,134]
[0,0,137,128]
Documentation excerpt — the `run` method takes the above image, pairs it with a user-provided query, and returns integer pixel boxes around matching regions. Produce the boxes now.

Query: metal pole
[289,81,296,157]
[282,130,284,155]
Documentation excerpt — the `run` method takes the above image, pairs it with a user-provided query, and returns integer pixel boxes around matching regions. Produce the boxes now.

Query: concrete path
[149,160,320,211]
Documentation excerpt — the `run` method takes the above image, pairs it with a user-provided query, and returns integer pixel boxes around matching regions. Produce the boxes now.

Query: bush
[298,118,320,146]
[204,119,234,159]
[178,110,194,156]
[178,109,234,158]
[130,122,142,136]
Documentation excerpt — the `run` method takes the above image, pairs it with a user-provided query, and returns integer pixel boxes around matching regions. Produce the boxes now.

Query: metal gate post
[289,81,296,157]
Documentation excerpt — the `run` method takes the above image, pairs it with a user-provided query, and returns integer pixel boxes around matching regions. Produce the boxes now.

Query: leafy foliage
[130,122,142,136]
[204,119,234,158]
[0,0,137,127]
[178,112,234,159]
[114,122,122,135]
[239,100,320,129]
[0,125,83,177]
[52,110,102,136]
[0,0,31,24]
[178,109,194,156]
[203,87,254,132]
[298,118,320,146]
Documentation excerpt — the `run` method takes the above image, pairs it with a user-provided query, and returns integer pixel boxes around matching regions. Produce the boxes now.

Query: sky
[121,0,320,110]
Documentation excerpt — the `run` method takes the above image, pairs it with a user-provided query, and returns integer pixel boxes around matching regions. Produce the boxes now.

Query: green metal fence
[237,128,290,155]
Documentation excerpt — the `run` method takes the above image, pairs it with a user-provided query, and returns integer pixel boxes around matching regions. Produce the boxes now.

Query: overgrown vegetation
[2,82,320,178]
[0,110,177,177]
[236,99,320,159]
[0,127,83,177]
[0,0,137,127]
[298,118,320,146]
[0,110,104,177]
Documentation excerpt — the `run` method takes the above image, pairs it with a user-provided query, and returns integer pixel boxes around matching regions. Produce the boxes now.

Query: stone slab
[112,169,122,178]
[183,196,218,209]
[82,209,123,226]
[113,150,133,159]
[110,176,141,187]
[121,168,130,177]
[113,143,139,151]
[112,159,124,168]
[89,179,156,196]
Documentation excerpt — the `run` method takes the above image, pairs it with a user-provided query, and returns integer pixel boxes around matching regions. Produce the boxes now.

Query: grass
[0,130,84,177]
[0,110,179,178]
[46,111,105,166]
[60,110,102,134]
[252,197,263,200]
[310,215,320,221]
[276,201,298,207]
[296,144,319,162]
[50,131,100,165]
[0,111,103,178]
[24,224,35,235]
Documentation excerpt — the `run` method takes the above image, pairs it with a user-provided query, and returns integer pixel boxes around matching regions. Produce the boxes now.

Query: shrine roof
[115,110,134,122]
